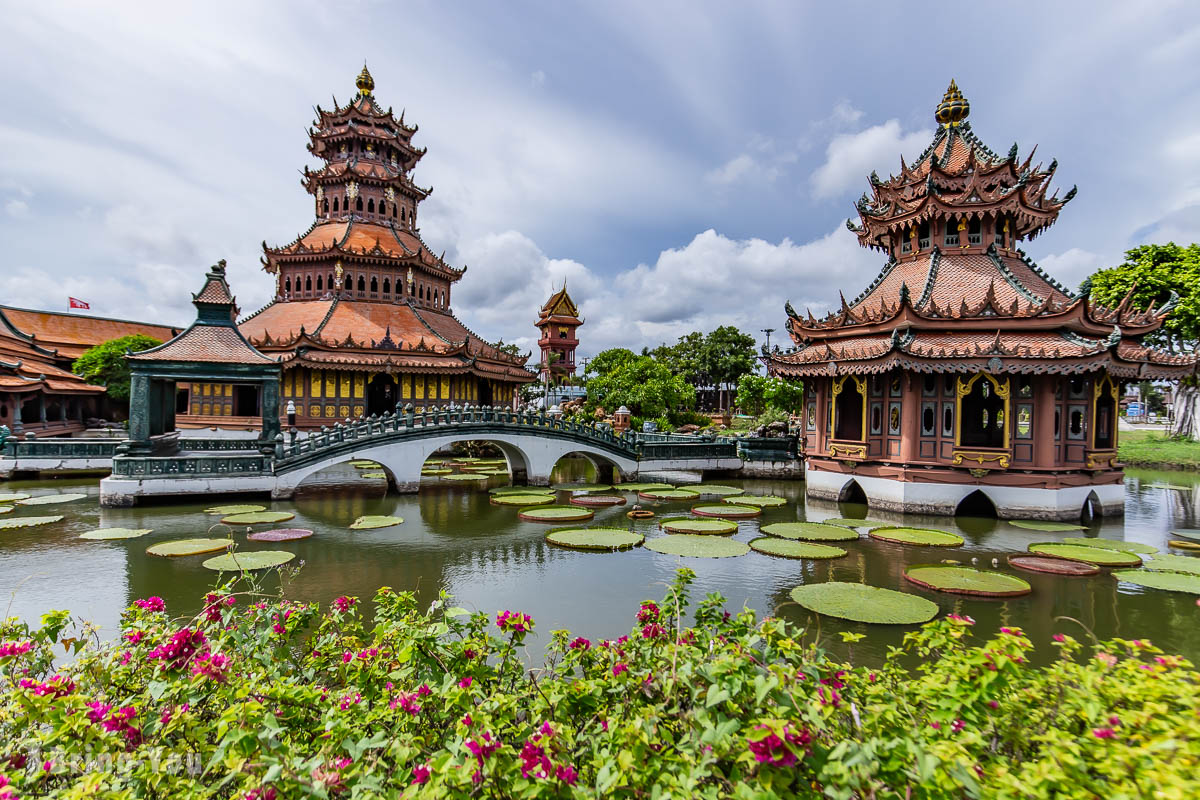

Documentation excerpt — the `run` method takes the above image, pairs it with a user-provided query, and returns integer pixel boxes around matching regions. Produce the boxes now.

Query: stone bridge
[97,406,770,507]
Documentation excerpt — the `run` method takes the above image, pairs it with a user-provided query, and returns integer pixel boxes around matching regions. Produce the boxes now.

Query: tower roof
[538,284,579,320]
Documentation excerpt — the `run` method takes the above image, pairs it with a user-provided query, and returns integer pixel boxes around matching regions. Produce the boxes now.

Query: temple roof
[264,218,464,280]
[537,284,581,326]
[239,298,534,382]
[0,306,179,361]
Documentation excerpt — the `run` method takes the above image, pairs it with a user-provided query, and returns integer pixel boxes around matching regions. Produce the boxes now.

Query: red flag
[69,297,90,310]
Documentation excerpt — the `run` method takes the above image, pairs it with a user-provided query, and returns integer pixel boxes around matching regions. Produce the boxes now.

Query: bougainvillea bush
[0,569,1197,798]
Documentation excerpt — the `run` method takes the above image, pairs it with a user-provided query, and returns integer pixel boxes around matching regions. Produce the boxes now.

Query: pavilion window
[921,402,936,436]
[285,277,291,294]
[942,402,954,436]
[1016,404,1033,438]
[917,222,930,250]
[316,275,323,291]
[383,278,391,295]
[967,217,982,245]
[368,198,375,214]
[419,285,424,301]
[356,197,364,211]
[1067,406,1086,440]
[1094,378,1116,449]
[333,197,339,212]
[994,217,1005,245]
[833,378,865,441]
[344,275,353,291]
[370,276,378,294]
[869,402,882,435]
[900,227,912,254]
[357,276,366,293]
[323,198,329,213]
[959,376,1006,448]
[393,205,398,218]
[305,275,312,292]
[943,219,959,246]
[327,273,333,290]
[922,374,936,396]
[379,200,386,215]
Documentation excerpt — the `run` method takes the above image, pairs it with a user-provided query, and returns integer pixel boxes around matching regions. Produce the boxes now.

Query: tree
[584,348,695,424]
[700,325,758,394]
[736,374,804,416]
[72,334,162,402]
[1087,243,1200,437]
[649,332,708,386]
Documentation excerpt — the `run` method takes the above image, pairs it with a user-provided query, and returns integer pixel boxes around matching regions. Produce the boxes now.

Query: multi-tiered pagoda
[767,82,1196,520]
[178,66,533,429]
[536,284,582,385]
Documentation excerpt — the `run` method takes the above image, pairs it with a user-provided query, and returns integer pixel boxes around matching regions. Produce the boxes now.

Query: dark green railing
[2,438,123,459]
[111,454,269,478]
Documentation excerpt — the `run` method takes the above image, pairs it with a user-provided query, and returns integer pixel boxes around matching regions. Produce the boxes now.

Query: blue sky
[2,1,1199,358]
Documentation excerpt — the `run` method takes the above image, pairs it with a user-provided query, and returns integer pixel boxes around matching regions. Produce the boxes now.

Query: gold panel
[324,405,337,418]
[190,403,200,415]
[200,383,210,396]
[311,370,322,399]
[325,372,336,399]
[353,405,364,417]
[201,403,211,415]
[340,373,351,398]
[951,450,1010,469]
[309,404,322,417]
[224,384,232,397]
[440,376,450,400]
[354,374,365,399]
[415,376,425,400]
[339,405,350,418]
[828,443,866,460]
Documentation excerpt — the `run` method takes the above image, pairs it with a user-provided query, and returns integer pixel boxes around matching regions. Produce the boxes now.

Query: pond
[1,458,1198,666]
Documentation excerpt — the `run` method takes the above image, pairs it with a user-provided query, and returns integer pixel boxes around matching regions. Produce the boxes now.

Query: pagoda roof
[239,297,534,383]
[131,262,278,367]
[264,219,463,281]
[536,284,582,329]
[0,306,179,361]
[302,158,430,198]
[0,316,106,396]
[307,66,424,163]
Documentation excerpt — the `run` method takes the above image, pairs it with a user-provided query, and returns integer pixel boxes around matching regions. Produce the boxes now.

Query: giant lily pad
[1142,553,1200,576]
[569,494,627,507]
[481,469,511,476]
[0,506,11,514]
[749,538,846,560]
[638,489,700,501]
[1008,520,1088,532]
[0,493,30,503]
[359,472,388,479]
[904,564,1032,597]
[349,515,404,530]
[1170,529,1200,542]
[204,504,266,515]
[644,535,749,558]
[659,517,738,535]
[1113,569,1200,595]
[451,457,481,463]
[690,484,744,497]
[79,527,153,540]
[1028,542,1141,566]
[552,483,614,493]
[614,483,674,493]
[490,486,554,496]
[350,460,381,468]
[421,469,452,476]
[17,493,88,506]
[761,522,858,542]
[1060,538,1157,555]
[442,473,489,482]
[203,551,296,571]
[545,527,643,551]
[517,505,595,523]
[789,582,939,624]
[692,503,761,519]
[147,538,232,557]
[822,518,876,529]
[248,529,313,542]
[490,493,556,507]
[221,511,295,525]
[0,515,63,530]
[726,495,786,508]
[1008,555,1100,576]
[869,527,965,547]
[1169,540,1200,552]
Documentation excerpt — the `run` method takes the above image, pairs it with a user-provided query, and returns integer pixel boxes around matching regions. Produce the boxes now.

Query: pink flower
[203,593,236,622]
[951,719,966,733]
[988,700,999,709]
[641,623,665,640]
[417,684,432,697]
[1096,652,1118,667]
[120,651,132,666]
[458,676,473,689]
[333,596,356,614]
[1052,633,1066,643]
[568,637,590,651]
[147,628,207,670]
[999,627,1020,636]
[0,641,33,658]
[556,764,578,785]
[124,632,143,645]
[519,739,552,779]
[389,692,421,716]
[20,675,74,698]
[747,724,810,767]
[341,651,353,664]
[244,789,277,800]
[947,613,975,626]
[637,602,659,624]
[465,732,501,769]
[411,763,431,785]
[539,721,554,737]
[461,714,473,727]
[356,648,378,660]
[1093,727,1117,739]
[86,701,113,723]
[192,651,230,682]
[496,610,534,634]
[135,597,165,612]
[611,663,628,677]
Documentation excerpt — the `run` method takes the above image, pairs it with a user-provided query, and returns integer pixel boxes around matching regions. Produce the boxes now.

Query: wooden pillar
[898,373,920,464]
[129,374,150,443]
[1033,375,1057,467]
[38,395,46,424]
[261,377,281,444]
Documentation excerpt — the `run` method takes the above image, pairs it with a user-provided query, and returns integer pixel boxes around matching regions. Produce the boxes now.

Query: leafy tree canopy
[72,334,162,402]
[648,326,758,390]
[736,374,805,416]
[585,348,695,421]
[1087,243,1200,347]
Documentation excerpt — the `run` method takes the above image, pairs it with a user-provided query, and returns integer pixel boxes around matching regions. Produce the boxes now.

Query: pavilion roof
[538,284,580,323]
[264,219,463,282]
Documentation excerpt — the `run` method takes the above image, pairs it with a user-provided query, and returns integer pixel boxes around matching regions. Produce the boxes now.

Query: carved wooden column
[1033,375,1057,468]
[898,374,920,464]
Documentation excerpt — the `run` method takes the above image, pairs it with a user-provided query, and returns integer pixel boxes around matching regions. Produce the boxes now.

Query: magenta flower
[641,623,665,640]
[747,724,810,767]
[417,683,432,698]
[411,763,431,785]
[192,651,230,682]
[612,663,628,677]
[461,714,473,727]
[568,637,591,651]
[1052,633,1066,643]
[519,739,552,779]
[951,719,966,733]
[459,676,473,689]
[147,628,207,671]
[203,593,236,622]
[496,610,534,634]
[389,692,421,716]
[0,641,33,658]
[556,764,578,785]
[1093,727,1117,739]
[333,596,356,614]
[947,613,975,626]
[637,601,660,624]
[86,701,113,723]
[135,597,166,612]
[465,732,501,769]
[244,789,277,800]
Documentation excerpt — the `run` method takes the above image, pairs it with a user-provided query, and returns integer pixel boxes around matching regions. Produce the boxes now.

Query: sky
[2,1,1199,362]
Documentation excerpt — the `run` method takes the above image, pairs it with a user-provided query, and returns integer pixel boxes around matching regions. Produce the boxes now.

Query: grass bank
[1119,429,1200,470]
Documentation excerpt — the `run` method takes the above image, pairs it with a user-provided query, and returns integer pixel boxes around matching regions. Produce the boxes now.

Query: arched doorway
[367,374,397,416]
[838,479,867,504]
[958,375,1007,448]
[955,489,997,518]
[478,380,493,407]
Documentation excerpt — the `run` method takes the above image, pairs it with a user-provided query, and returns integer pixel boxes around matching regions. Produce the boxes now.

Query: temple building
[766,82,1197,520]
[0,305,179,437]
[536,284,582,384]
[176,66,533,430]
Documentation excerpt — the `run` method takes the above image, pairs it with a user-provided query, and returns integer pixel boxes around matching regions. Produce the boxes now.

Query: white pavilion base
[805,467,1124,521]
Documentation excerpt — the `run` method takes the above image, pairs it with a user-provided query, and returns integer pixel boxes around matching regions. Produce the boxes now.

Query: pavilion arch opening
[955,489,997,518]
[833,377,865,441]
[958,375,1008,449]
[550,451,619,486]
[837,479,867,505]
[421,440,532,487]
[1082,490,1104,523]
[293,457,394,500]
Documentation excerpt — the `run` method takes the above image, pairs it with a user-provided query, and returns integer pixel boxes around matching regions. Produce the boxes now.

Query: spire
[356,63,375,96]
[935,79,970,127]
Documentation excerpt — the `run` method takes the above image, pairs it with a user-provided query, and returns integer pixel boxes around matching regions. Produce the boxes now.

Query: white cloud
[1038,248,1106,292]
[705,154,758,185]
[0,263,197,326]
[530,70,546,88]
[4,200,28,217]
[810,120,933,199]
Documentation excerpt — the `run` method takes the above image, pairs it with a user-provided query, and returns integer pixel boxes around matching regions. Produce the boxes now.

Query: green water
[1,461,1198,666]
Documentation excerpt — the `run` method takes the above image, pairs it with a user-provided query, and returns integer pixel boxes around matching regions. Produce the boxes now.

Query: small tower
[536,283,582,385]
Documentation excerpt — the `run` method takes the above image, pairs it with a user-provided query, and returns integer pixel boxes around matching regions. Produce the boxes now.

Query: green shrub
[0,570,1195,797]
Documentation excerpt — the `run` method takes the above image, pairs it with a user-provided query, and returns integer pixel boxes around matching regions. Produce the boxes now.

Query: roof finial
[356,63,375,96]
[935,79,969,127]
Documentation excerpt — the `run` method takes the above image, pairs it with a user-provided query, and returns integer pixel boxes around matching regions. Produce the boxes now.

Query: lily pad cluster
[761,522,858,542]
[789,582,939,624]
[749,538,846,560]
[903,564,1032,597]
[644,535,750,559]
[658,517,738,535]
[869,527,965,547]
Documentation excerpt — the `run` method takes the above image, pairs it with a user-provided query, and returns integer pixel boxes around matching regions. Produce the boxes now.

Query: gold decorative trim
[829,442,867,460]
[951,449,1010,469]
[1085,450,1118,470]
[954,374,1011,449]
[829,375,868,444]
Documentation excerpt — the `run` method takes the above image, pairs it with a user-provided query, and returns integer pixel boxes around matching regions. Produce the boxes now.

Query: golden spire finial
[356,63,375,96]
[935,79,970,127]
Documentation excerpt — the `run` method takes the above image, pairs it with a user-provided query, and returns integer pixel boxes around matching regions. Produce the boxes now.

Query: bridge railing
[178,438,262,452]
[640,440,739,461]
[737,436,799,462]
[2,437,124,459]
[111,453,270,478]
[274,405,642,468]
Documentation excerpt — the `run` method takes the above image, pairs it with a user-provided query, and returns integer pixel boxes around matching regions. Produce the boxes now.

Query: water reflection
[0,462,1197,666]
